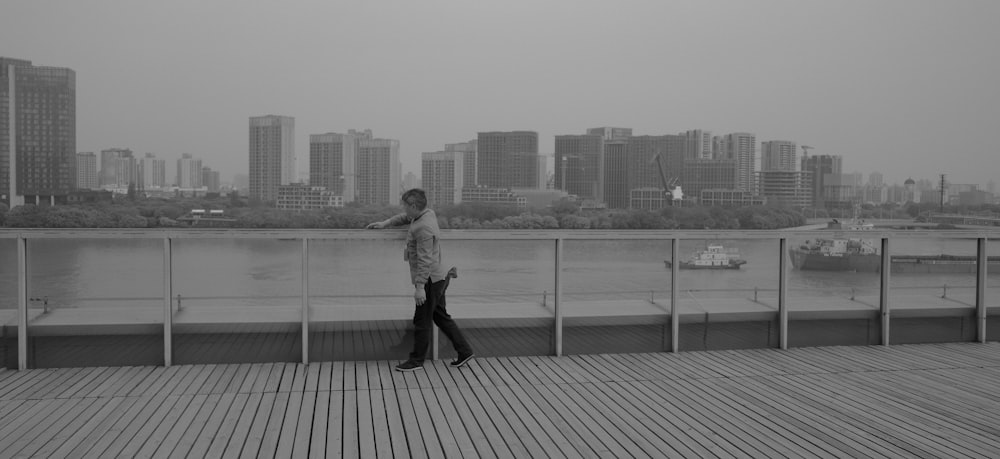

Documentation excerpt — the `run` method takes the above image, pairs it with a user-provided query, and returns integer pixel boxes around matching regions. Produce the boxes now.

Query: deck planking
[0,343,999,457]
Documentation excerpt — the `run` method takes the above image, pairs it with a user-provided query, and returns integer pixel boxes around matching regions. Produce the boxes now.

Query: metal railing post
[976,238,987,343]
[670,238,679,353]
[163,237,173,367]
[880,237,891,346]
[302,238,310,364]
[779,238,788,350]
[554,237,563,356]
[17,236,28,370]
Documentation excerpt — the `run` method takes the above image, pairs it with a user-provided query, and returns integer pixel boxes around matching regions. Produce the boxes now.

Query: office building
[461,186,526,208]
[603,135,684,209]
[249,115,295,203]
[140,153,166,189]
[477,131,541,189]
[422,151,464,208]
[761,140,797,171]
[76,152,98,190]
[1,57,76,206]
[682,159,738,202]
[586,127,632,141]
[176,153,202,189]
[554,134,603,201]
[757,170,814,208]
[699,189,766,207]
[356,136,400,205]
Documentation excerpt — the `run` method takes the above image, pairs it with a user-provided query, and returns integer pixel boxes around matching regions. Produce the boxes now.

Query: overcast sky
[3,0,998,187]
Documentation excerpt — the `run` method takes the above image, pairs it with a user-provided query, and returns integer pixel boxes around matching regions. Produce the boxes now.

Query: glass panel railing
[308,239,412,362]
[171,238,301,364]
[435,240,555,359]
[987,238,1000,342]
[0,238,16,369]
[677,238,779,351]
[786,231,881,347]
[889,236,977,344]
[561,239,672,355]
[26,238,164,368]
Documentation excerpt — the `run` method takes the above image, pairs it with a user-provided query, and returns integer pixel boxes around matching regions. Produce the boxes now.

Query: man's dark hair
[402,188,428,210]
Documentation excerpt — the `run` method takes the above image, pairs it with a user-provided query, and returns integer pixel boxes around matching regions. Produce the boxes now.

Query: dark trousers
[409,277,472,363]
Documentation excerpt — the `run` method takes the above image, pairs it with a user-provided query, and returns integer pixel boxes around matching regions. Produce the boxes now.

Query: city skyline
[2,1,998,189]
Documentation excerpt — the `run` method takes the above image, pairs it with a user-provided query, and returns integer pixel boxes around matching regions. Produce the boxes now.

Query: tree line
[0,197,821,229]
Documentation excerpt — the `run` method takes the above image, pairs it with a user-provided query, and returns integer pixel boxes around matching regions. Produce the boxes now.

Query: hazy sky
[3,0,998,187]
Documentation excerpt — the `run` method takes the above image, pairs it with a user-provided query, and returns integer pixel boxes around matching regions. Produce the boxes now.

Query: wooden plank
[273,390,304,458]
[379,384,413,459]
[288,390,316,457]
[234,391,277,458]
[308,390,330,458]
[10,397,99,458]
[255,391,291,458]
[181,392,242,459]
[341,389,359,458]
[406,387,446,458]
[75,395,169,459]
[211,392,260,459]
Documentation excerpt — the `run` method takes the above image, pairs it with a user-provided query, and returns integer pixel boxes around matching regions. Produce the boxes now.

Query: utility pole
[939,174,947,212]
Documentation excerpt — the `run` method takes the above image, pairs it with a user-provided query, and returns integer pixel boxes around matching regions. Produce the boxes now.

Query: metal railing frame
[2,228,996,370]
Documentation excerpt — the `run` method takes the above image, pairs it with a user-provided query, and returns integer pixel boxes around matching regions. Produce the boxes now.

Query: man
[367,188,474,371]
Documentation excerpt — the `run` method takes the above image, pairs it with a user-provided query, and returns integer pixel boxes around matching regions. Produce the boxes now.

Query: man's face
[402,199,421,219]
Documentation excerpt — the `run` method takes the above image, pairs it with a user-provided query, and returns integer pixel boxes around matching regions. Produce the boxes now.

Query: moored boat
[665,244,746,270]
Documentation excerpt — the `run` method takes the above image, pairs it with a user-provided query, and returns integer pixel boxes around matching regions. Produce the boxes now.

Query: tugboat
[665,244,747,270]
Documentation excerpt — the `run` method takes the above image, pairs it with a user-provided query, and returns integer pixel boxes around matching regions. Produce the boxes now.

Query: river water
[1,235,996,310]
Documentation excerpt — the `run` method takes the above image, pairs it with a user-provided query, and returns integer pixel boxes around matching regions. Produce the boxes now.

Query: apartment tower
[249,115,295,203]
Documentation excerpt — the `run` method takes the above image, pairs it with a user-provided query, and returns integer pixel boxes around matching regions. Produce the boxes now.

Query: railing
[1,227,997,370]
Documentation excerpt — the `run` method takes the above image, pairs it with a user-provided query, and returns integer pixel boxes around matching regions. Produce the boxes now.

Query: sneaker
[395,360,423,372]
[450,353,474,368]
[447,266,458,279]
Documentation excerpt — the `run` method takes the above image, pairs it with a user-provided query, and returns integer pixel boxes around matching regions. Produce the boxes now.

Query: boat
[789,218,1000,273]
[788,218,881,272]
[665,244,746,270]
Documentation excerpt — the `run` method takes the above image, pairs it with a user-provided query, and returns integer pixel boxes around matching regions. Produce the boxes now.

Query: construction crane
[801,145,814,157]
[651,154,683,205]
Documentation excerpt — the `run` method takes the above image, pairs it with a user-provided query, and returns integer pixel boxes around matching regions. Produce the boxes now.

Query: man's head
[401,188,428,218]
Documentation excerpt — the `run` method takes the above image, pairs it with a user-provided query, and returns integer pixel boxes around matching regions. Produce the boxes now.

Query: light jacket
[383,209,448,285]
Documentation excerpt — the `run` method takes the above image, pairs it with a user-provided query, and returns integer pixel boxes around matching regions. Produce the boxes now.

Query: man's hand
[366,221,384,229]
[414,285,426,306]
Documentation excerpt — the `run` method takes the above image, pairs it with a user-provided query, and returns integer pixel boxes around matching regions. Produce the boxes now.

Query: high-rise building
[76,152,98,190]
[603,135,684,209]
[761,140,797,171]
[249,115,295,203]
[100,148,135,190]
[586,127,632,141]
[310,130,361,202]
[1,57,76,206]
[477,131,541,189]
[356,136,400,205]
[445,140,477,188]
[716,133,756,192]
[801,154,843,208]
[554,134,603,201]
[202,167,221,192]
[403,171,419,191]
[176,153,203,189]
[681,129,713,160]
[140,153,166,189]
[868,171,884,188]
[422,151,465,208]
[310,129,399,205]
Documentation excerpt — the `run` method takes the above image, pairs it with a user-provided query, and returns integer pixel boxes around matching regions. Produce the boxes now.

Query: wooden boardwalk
[1,343,1000,458]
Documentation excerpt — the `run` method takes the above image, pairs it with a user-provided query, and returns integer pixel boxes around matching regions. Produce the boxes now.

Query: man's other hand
[366,222,384,229]
[414,286,426,306]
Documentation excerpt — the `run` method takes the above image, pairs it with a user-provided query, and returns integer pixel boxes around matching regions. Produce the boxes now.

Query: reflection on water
[0,236,996,309]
